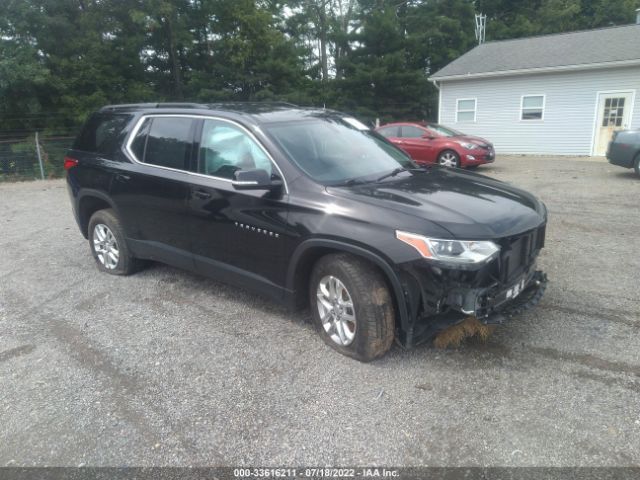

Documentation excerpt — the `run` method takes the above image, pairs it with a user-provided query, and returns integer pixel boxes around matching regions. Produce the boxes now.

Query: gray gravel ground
[1,156,639,467]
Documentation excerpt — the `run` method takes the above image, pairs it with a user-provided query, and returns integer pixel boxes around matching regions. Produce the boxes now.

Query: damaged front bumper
[397,262,548,348]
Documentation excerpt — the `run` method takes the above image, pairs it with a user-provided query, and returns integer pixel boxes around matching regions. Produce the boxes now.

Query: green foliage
[0,0,638,144]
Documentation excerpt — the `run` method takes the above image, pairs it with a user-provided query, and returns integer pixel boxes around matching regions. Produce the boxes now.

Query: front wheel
[309,253,395,361]
[437,150,460,168]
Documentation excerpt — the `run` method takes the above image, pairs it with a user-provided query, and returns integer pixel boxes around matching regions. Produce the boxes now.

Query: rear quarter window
[73,113,133,156]
[377,126,398,138]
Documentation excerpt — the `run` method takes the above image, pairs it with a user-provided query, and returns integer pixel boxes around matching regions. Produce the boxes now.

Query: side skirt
[127,238,291,304]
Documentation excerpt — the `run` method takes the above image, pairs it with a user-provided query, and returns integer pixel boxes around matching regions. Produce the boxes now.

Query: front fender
[287,238,414,345]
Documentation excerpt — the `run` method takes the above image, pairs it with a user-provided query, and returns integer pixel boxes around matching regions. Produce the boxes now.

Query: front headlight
[396,231,500,264]
[455,141,478,150]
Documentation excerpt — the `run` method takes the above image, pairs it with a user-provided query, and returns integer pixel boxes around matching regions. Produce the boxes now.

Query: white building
[429,24,640,156]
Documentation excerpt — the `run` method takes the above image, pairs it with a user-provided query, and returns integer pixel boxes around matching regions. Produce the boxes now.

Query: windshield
[265,118,414,185]
[428,124,463,137]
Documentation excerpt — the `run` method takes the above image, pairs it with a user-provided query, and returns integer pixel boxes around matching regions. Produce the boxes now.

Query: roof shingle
[430,24,640,80]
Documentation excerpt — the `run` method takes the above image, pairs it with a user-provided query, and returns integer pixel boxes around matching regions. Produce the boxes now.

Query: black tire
[634,154,640,178]
[437,149,460,168]
[88,208,140,275]
[309,253,395,361]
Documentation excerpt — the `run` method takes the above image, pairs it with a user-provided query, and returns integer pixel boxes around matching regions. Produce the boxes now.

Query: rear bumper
[607,154,634,169]
[66,176,83,233]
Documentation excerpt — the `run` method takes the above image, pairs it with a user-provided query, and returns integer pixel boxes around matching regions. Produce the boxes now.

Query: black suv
[66,103,548,361]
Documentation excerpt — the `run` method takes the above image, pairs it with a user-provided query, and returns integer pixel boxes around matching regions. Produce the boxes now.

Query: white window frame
[455,98,477,123]
[125,114,289,193]
[520,94,545,121]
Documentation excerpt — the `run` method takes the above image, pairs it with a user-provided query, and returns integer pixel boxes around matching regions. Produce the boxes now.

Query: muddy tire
[309,253,395,361]
[88,209,140,275]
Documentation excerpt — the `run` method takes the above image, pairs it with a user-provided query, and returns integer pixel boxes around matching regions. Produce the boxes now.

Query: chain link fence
[0,134,74,182]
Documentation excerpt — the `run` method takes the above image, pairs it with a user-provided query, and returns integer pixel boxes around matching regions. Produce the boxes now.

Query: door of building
[593,92,633,156]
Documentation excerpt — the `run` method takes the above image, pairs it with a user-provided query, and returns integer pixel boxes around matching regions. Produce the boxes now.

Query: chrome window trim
[124,113,289,194]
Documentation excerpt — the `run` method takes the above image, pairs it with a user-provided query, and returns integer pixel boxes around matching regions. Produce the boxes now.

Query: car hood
[455,135,491,146]
[327,168,545,239]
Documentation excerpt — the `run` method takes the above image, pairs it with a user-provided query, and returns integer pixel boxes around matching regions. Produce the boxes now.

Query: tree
[1,0,638,143]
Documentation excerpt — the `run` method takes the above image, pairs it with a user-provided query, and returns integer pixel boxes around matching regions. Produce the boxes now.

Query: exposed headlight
[396,231,500,264]
[456,141,478,150]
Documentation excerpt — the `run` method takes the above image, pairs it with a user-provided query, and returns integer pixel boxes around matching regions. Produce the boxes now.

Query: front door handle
[193,189,212,200]
[115,173,130,182]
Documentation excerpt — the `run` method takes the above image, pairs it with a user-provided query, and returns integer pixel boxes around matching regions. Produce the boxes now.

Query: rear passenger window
[401,126,425,138]
[74,114,132,155]
[377,126,398,138]
[143,117,195,170]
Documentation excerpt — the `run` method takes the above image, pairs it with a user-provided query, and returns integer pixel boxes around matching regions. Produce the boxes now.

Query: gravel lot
[1,156,639,467]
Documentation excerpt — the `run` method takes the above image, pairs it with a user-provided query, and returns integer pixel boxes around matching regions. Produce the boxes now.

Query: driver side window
[198,119,272,180]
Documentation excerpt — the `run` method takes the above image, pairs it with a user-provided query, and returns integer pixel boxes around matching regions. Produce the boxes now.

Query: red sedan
[376,122,495,169]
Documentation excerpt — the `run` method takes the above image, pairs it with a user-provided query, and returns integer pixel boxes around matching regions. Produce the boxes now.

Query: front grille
[499,224,545,283]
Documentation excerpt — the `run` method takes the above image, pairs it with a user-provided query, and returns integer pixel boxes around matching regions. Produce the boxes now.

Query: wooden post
[35,132,45,180]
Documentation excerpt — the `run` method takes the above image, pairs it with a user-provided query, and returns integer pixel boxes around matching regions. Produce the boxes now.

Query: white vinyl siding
[438,66,640,155]
[456,98,476,123]
[521,95,545,120]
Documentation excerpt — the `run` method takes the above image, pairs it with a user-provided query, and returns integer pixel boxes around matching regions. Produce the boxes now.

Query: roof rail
[99,102,209,112]
[206,101,300,108]
[98,101,303,114]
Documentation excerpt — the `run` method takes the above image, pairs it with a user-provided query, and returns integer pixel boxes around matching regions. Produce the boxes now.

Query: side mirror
[232,169,282,191]
[422,133,436,140]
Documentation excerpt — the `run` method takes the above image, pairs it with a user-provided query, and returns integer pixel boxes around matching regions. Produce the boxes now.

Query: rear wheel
[438,150,460,168]
[88,209,140,275]
[634,154,640,178]
[309,253,395,361]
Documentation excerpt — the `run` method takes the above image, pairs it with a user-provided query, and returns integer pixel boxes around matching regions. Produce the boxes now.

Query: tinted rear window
[74,113,132,155]
[142,117,195,170]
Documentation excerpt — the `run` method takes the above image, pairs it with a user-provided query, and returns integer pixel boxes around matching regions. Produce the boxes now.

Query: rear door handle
[193,189,212,200]
[115,173,130,182]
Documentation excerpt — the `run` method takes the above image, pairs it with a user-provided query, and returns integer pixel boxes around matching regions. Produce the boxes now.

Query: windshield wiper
[336,177,368,187]
[375,167,408,182]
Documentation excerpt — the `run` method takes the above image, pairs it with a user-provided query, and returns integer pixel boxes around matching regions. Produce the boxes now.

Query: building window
[456,98,476,122]
[521,95,545,120]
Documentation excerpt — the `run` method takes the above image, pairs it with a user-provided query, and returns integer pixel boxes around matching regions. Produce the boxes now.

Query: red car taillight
[63,156,79,170]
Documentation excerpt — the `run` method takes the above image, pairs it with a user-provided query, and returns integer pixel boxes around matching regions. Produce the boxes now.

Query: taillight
[63,156,79,170]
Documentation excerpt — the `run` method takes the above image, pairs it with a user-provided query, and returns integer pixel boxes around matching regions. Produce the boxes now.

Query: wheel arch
[632,150,640,177]
[437,147,460,159]
[286,239,410,335]
[77,190,118,239]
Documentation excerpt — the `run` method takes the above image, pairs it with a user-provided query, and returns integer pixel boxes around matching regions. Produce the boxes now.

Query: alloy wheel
[93,223,119,269]
[438,152,459,167]
[316,275,356,346]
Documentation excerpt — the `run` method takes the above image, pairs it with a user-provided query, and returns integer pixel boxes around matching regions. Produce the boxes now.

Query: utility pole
[475,13,487,45]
